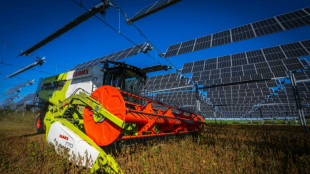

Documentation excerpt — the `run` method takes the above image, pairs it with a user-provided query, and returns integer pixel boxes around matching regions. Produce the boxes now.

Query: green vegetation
[206,118,310,125]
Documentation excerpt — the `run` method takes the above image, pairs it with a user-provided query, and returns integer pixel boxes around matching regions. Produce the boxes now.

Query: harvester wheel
[34,113,45,134]
[84,85,126,146]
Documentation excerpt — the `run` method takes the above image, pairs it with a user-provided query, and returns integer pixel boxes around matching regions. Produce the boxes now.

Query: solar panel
[281,42,309,58]
[145,73,192,92]
[246,50,266,64]
[301,40,310,53]
[262,46,286,61]
[164,7,310,58]
[0,102,11,107]
[193,35,212,52]
[73,43,147,70]
[2,94,20,104]
[4,88,20,96]
[252,18,283,36]
[294,71,308,80]
[261,73,274,79]
[231,24,256,42]
[128,0,181,23]
[178,40,196,55]
[268,60,287,73]
[154,90,206,112]
[181,40,310,87]
[232,58,247,67]
[276,10,310,29]
[3,80,34,96]
[300,59,310,66]
[192,65,204,72]
[211,81,302,118]
[212,30,231,47]
[15,93,36,105]
[282,58,305,71]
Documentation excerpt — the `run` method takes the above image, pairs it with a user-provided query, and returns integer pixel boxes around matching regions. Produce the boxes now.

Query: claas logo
[59,134,69,140]
[73,69,88,77]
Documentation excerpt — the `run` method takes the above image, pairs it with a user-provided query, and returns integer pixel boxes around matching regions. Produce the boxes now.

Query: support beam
[7,58,44,78]
[199,78,271,89]
[289,72,308,132]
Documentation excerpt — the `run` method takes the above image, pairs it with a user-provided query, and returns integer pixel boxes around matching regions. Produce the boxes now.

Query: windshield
[104,68,145,94]
[104,68,123,87]
[123,69,142,94]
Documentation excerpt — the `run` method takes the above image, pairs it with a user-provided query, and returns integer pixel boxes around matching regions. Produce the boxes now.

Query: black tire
[34,113,45,134]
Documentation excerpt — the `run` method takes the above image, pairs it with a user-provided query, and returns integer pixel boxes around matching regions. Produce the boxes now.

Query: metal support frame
[194,83,201,113]
[259,107,264,125]
[289,72,308,132]
[8,58,45,78]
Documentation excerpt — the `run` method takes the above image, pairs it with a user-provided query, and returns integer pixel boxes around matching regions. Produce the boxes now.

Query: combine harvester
[33,60,204,173]
[7,0,205,172]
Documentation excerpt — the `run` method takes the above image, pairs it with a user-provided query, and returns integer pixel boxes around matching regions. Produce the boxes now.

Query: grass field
[0,112,309,173]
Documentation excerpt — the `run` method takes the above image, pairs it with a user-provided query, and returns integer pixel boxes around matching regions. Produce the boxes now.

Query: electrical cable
[71,0,139,46]
[0,40,70,71]
[110,1,219,115]
[0,71,32,81]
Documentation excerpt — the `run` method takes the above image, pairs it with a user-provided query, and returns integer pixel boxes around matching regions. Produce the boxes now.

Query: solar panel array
[205,80,277,106]
[204,80,276,117]
[144,39,310,118]
[300,58,310,67]
[164,7,310,57]
[247,82,310,118]
[181,40,310,87]
[15,93,36,105]
[0,102,10,108]
[128,0,181,23]
[145,73,192,92]
[3,80,34,96]
[2,94,20,104]
[73,43,147,70]
[11,93,36,110]
[150,90,213,115]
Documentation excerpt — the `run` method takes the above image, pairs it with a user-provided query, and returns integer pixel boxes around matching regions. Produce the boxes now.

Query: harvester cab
[102,61,146,95]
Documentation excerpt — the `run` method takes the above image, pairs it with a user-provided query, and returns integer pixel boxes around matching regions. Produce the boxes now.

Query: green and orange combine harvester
[34,61,205,173]
[11,1,205,173]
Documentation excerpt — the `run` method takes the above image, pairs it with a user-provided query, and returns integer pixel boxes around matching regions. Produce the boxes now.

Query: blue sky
[0,0,310,103]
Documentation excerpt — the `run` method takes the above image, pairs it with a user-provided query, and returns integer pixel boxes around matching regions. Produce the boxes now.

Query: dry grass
[0,112,309,173]
[116,124,310,174]
[0,112,89,173]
